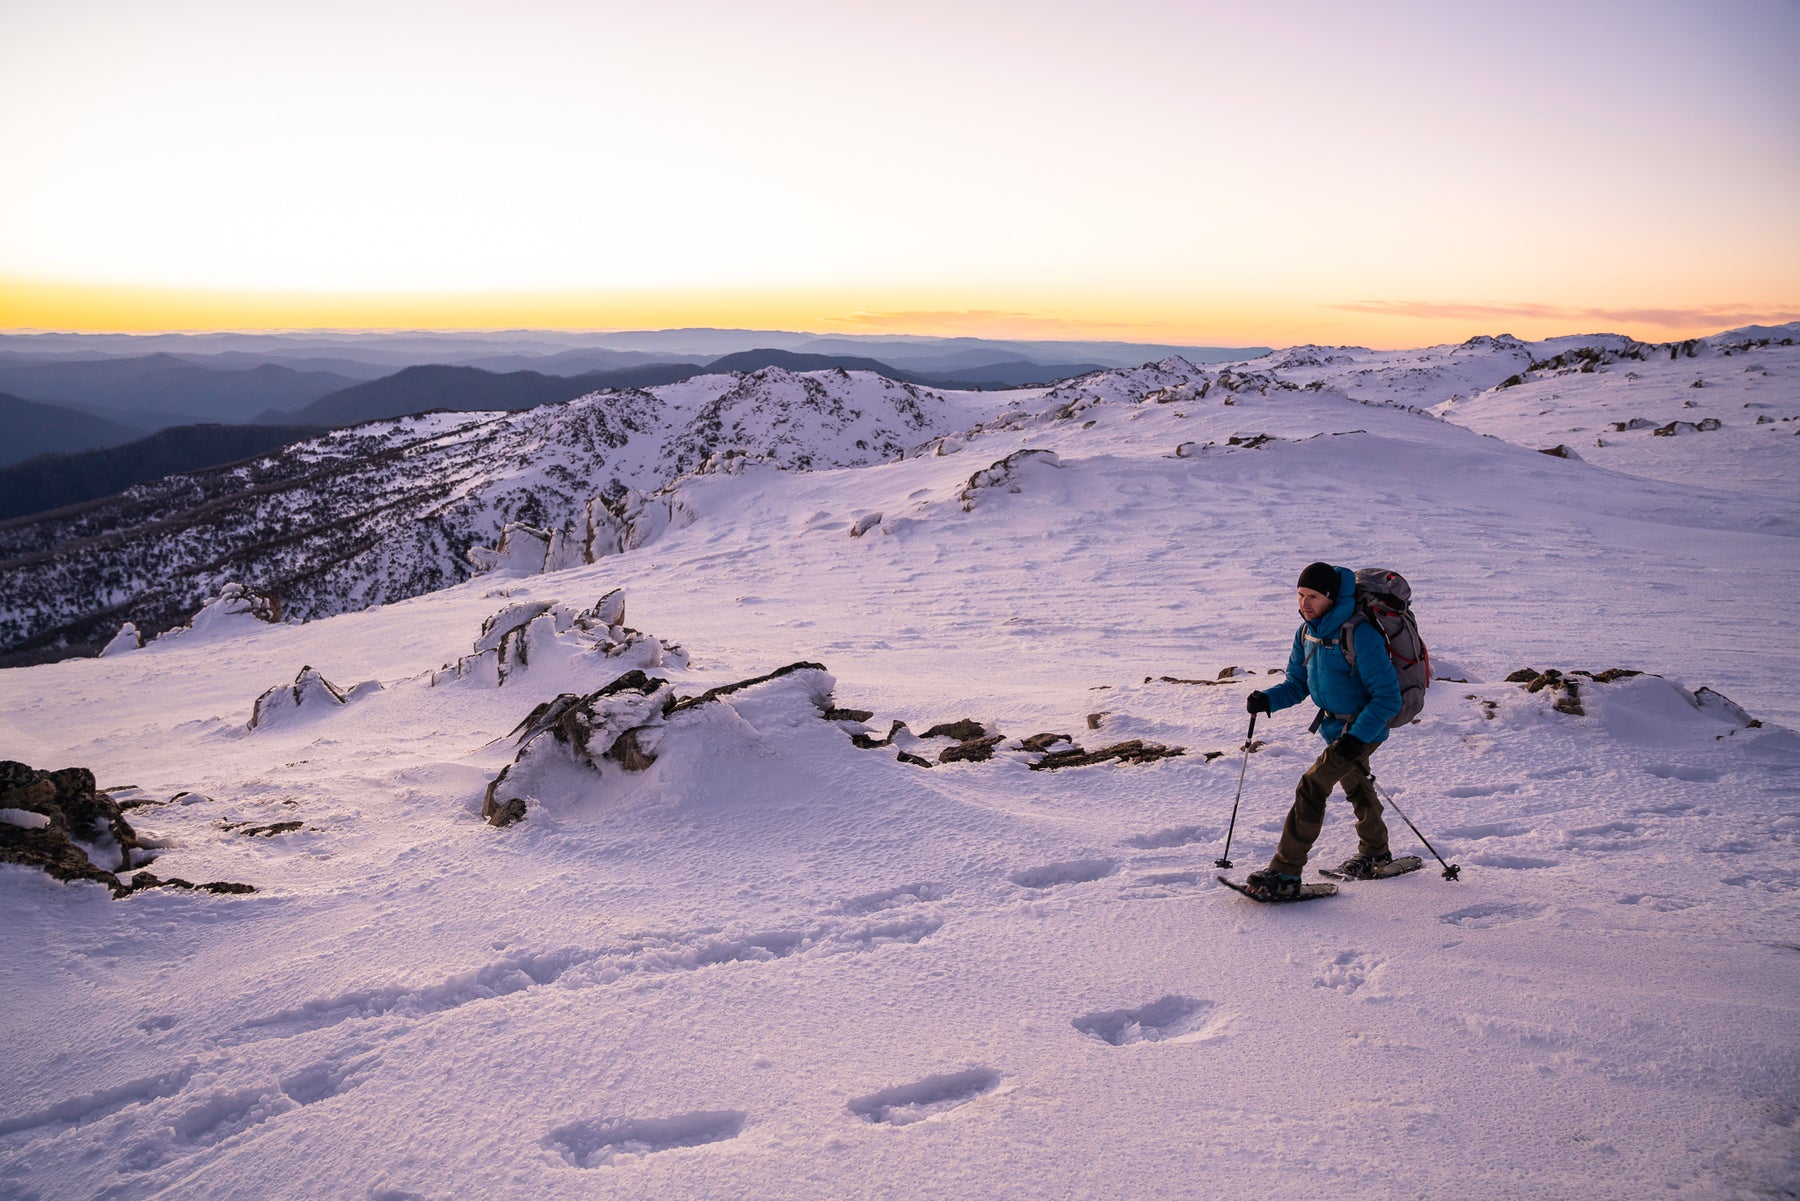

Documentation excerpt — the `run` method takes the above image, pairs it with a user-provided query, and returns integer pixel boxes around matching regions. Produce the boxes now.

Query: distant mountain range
[0,328,1264,433]
[1,391,144,468]
[0,330,1267,522]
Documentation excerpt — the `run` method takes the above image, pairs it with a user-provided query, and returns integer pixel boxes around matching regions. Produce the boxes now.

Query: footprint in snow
[1560,820,1650,851]
[838,915,942,948]
[1438,900,1549,929]
[1462,853,1559,870]
[1120,824,1212,850]
[1439,821,1529,841]
[1442,783,1523,799]
[1644,763,1723,783]
[1073,996,1222,1046]
[848,1068,1003,1126]
[1616,892,1704,912]
[121,1087,293,1171]
[280,1050,381,1105]
[1009,858,1117,889]
[546,1111,747,1168]
[1119,869,1210,899]
[1313,949,1388,997]
[833,882,946,915]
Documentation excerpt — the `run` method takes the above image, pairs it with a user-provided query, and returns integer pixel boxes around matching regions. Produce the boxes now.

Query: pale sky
[2,0,1796,347]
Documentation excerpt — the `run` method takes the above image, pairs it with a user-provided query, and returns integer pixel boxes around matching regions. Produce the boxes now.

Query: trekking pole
[1215,713,1257,869]
[1362,766,1461,881]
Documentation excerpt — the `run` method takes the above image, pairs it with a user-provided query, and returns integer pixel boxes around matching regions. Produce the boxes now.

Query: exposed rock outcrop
[1505,667,1759,727]
[959,449,1061,511]
[248,666,381,730]
[482,662,837,826]
[434,589,685,687]
[0,761,254,897]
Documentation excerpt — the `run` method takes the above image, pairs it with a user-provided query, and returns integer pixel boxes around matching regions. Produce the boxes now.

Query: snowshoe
[1320,853,1425,881]
[1219,871,1337,903]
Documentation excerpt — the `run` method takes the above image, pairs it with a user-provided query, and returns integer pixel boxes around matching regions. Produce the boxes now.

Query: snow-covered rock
[156,583,281,644]
[247,666,379,730]
[98,623,141,657]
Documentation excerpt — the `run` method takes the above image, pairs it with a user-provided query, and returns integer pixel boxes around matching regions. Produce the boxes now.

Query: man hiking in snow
[1241,562,1403,900]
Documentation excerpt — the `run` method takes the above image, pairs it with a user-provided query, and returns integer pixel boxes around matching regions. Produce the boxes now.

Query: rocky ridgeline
[0,762,253,897]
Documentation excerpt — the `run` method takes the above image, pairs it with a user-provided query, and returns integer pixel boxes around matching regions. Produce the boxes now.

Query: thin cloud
[1329,300,1800,330]
[832,310,1174,336]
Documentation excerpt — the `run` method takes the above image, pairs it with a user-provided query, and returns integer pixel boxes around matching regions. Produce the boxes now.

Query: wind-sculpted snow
[0,369,962,660]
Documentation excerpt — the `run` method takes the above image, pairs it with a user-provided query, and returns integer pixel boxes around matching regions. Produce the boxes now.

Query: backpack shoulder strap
[1338,610,1363,670]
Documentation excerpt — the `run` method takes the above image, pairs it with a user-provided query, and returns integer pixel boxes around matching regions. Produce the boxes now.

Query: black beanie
[1297,561,1340,599]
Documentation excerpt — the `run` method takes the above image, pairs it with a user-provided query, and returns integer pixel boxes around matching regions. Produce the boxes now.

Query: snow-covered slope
[2,325,1797,1201]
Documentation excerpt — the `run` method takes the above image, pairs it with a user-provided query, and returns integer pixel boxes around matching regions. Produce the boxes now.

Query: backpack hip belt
[1309,709,1356,734]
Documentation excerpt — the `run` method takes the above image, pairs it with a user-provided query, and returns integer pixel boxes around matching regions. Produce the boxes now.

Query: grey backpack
[1335,568,1431,728]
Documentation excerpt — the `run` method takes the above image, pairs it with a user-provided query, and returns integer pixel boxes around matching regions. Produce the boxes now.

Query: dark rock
[1,760,143,891]
[852,721,909,750]
[1,761,252,896]
[229,820,304,837]
[667,661,829,715]
[939,735,1004,764]
[486,798,528,828]
[484,662,839,826]
[125,872,256,896]
[923,719,988,741]
[1030,740,1186,771]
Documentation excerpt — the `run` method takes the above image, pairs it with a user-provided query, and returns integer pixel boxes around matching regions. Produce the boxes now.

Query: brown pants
[1270,741,1390,875]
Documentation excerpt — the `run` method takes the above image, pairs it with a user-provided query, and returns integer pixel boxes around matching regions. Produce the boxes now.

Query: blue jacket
[1263,565,1403,745]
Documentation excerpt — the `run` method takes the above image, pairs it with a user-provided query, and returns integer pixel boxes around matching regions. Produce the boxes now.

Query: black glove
[1329,733,1368,760]
[1246,691,1271,715]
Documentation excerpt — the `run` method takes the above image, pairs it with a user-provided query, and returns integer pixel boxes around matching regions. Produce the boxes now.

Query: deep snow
[2,327,1797,1201]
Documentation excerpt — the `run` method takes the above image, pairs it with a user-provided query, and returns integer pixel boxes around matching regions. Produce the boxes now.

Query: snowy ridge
[0,369,963,658]
[2,324,1798,1200]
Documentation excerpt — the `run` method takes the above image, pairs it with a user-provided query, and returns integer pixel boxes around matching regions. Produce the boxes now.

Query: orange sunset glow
[3,0,1796,348]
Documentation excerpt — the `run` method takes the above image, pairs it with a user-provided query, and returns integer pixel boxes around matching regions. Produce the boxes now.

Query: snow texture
[2,323,1798,1201]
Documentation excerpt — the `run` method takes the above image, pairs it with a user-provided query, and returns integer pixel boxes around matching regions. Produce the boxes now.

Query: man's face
[1297,587,1332,621]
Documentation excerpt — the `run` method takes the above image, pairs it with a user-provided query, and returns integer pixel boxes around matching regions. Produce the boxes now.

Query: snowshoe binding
[1219,869,1337,903]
